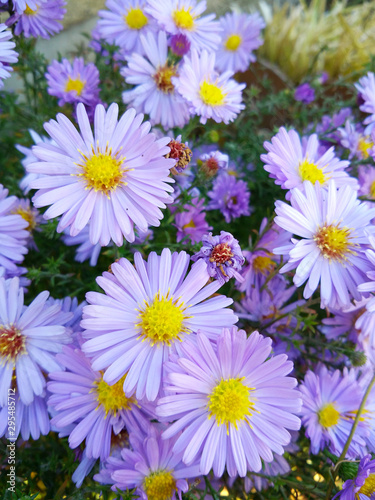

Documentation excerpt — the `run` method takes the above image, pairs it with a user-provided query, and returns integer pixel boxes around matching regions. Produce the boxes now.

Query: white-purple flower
[121,31,190,129]
[28,103,175,246]
[157,327,301,477]
[81,249,237,402]
[0,23,18,88]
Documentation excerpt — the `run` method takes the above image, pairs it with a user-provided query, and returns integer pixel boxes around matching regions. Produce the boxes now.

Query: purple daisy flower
[0,277,72,406]
[197,150,228,177]
[355,72,375,133]
[261,127,356,194]
[294,83,315,104]
[121,31,191,129]
[207,173,250,223]
[146,0,221,52]
[157,327,301,477]
[321,298,369,342]
[81,248,237,402]
[174,49,245,124]
[0,23,18,88]
[299,365,368,457]
[236,275,304,360]
[48,346,151,460]
[274,180,375,309]
[191,230,244,284]
[97,0,157,57]
[0,185,29,273]
[215,12,265,74]
[334,455,375,500]
[238,218,291,294]
[0,0,37,13]
[46,58,100,108]
[0,393,50,441]
[358,165,375,200]
[170,33,191,56]
[338,121,374,160]
[104,425,201,497]
[28,103,175,246]
[174,197,212,244]
[7,0,66,39]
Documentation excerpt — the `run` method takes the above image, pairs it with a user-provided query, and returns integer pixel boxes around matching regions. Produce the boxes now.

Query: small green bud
[338,461,359,481]
[208,130,220,143]
[351,351,367,367]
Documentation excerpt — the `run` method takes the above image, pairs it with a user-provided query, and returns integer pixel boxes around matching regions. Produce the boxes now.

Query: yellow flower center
[0,325,26,363]
[253,255,275,274]
[94,373,135,416]
[137,293,190,346]
[76,146,126,196]
[144,470,176,500]
[24,4,38,15]
[370,181,375,199]
[225,34,242,51]
[314,224,353,261]
[357,136,373,159]
[199,81,226,106]
[124,7,148,29]
[318,403,340,428]
[359,473,375,496]
[154,64,177,94]
[12,206,36,231]
[182,219,195,230]
[65,77,85,96]
[299,158,326,184]
[208,377,255,432]
[172,8,195,30]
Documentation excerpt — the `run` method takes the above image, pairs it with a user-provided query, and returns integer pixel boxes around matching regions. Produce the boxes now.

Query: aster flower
[166,135,192,174]
[174,197,212,244]
[46,58,100,108]
[215,12,265,73]
[321,298,369,342]
[48,346,151,460]
[81,248,237,402]
[97,0,156,56]
[103,425,201,497]
[358,165,375,200]
[315,107,353,153]
[197,150,228,177]
[146,0,221,52]
[170,33,191,56]
[0,185,29,273]
[338,121,374,160]
[0,0,38,13]
[157,327,301,477]
[0,23,18,88]
[191,231,244,284]
[236,275,304,360]
[355,72,375,133]
[261,127,356,194]
[274,181,375,309]
[121,31,191,129]
[238,218,291,294]
[174,50,245,124]
[0,277,72,406]
[0,393,50,441]
[294,83,315,104]
[299,365,369,457]
[207,173,250,223]
[7,0,66,39]
[334,455,375,500]
[28,103,175,246]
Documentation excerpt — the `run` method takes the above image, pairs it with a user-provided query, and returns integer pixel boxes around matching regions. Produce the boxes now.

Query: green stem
[325,371,375,500]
